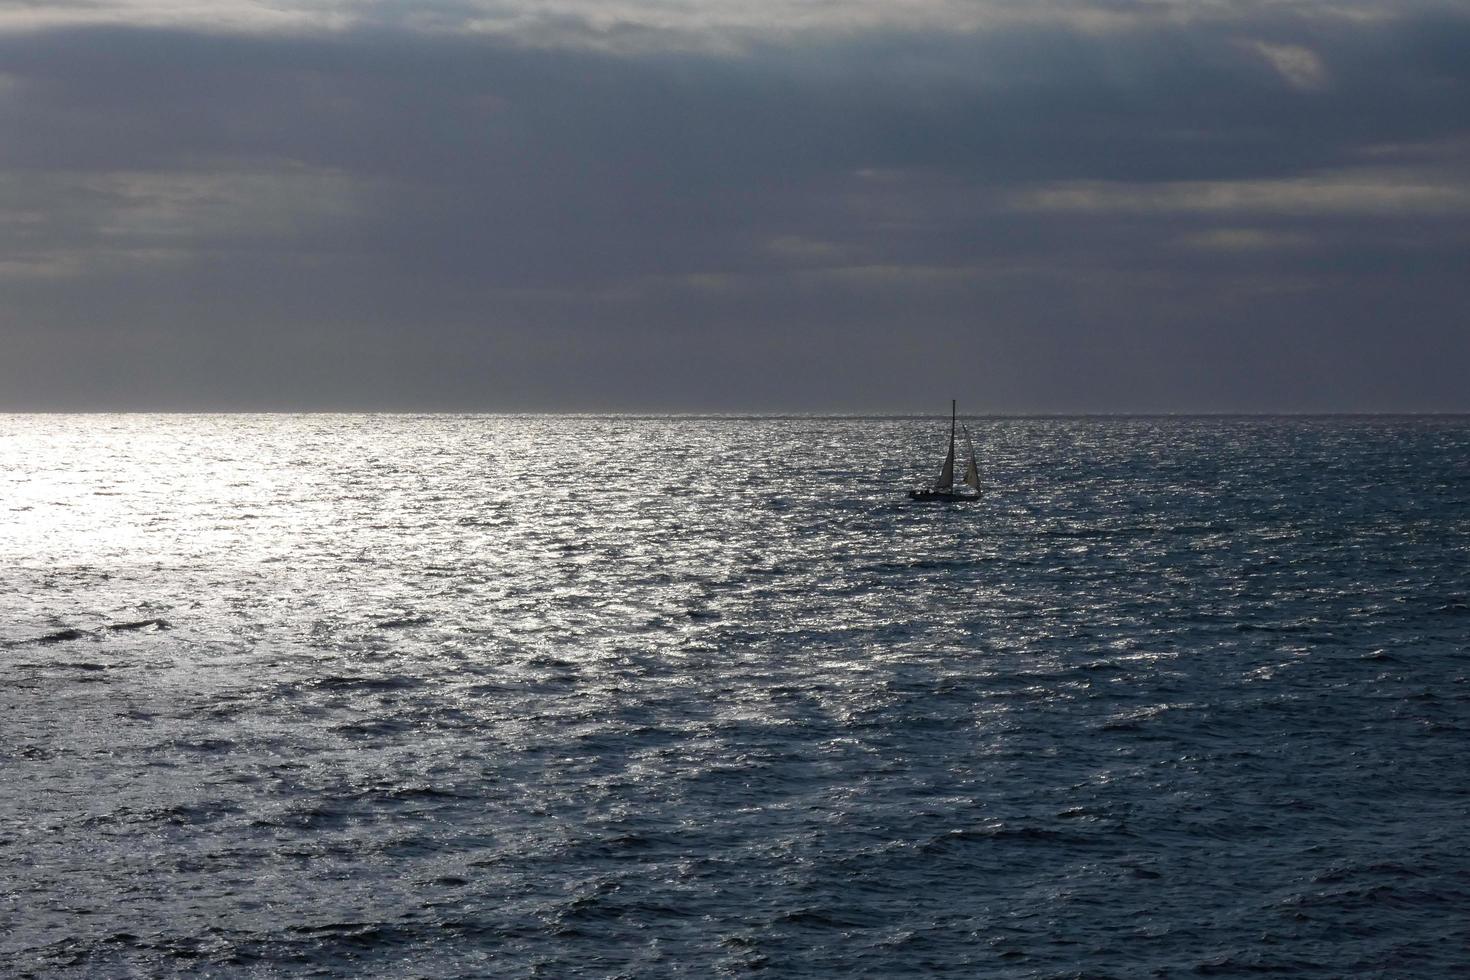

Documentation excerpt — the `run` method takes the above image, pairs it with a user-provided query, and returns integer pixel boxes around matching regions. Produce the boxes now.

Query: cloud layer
[2,1,1468,409]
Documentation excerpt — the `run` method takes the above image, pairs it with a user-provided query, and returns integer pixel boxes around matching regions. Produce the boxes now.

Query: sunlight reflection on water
[2,414,1468,976]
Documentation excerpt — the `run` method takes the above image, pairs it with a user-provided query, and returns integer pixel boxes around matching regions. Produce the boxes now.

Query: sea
[1,414,1467,978]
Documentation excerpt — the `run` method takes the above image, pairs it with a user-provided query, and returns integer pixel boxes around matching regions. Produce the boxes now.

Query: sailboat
[909,400,981,501]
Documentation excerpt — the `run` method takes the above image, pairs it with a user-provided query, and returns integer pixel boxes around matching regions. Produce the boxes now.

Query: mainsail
[937,441,955,490]
[935,398,957,490]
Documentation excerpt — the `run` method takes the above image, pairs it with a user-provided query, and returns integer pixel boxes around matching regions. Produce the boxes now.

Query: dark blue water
[2,415,1467,977]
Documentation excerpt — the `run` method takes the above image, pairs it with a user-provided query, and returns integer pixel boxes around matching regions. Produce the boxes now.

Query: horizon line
[3,410,1469,419]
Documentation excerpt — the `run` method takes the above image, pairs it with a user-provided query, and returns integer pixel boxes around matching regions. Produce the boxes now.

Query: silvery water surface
[2,414,1467,978]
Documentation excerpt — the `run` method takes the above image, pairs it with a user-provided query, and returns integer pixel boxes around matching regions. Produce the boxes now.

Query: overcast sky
[2,0,1467,411]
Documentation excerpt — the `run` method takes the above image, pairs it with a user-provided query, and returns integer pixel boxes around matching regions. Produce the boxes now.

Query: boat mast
[949,399,956,463]
[932,398,958,491]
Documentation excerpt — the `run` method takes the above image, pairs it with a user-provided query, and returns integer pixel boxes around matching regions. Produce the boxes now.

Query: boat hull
[908,489,980,502]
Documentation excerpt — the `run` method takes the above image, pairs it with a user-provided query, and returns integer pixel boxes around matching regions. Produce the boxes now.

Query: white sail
[933,398,956,490]
[962,426,980,491]
[937,441,955,490]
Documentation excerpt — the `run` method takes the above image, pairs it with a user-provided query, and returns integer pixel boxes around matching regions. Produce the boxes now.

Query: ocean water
[1,414,1467,978]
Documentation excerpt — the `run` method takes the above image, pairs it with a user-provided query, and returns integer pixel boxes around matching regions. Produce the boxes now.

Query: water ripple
[1,414,1468,976]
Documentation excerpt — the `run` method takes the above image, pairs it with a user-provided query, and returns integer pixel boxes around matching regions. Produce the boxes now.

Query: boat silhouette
[909,399,981,502]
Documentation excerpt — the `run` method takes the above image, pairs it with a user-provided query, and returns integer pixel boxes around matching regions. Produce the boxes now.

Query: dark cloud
[1,7,1468,410]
